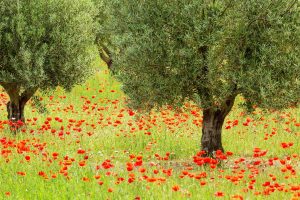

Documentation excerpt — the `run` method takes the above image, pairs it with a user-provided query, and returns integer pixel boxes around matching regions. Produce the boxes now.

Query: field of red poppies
[0,63,299,199]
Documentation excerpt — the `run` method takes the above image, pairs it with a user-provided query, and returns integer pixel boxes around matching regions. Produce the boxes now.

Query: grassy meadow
[0,60,299,200]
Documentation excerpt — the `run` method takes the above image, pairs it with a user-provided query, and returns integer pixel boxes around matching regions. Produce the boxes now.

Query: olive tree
[0,0,96,123]
[99,0,300,155]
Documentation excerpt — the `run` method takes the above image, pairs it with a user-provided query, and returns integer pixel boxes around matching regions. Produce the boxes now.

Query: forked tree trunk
[201,96,236,157]
[1,83,37,124]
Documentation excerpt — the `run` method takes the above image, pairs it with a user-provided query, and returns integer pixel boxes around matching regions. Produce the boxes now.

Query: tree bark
[6,100,24,122]
[201,95,236,157]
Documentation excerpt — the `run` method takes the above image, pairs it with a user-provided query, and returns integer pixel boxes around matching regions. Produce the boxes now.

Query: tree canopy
[98,0,300,155]
[100,0,299,111]
[0,0,96,122]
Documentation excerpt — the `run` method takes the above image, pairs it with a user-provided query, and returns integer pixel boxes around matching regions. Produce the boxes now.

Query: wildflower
[102,160,114,169]
[17,171,26,176]
[215,191,225,197]
[82,177,89,182]
[94,175,101,179]
[79,160,86,167]
[52,152,59,157]
[25,155,31,161]
[172,185,180,191]
[77,149,85,154]
[98,181,104,185]
[200,181,206,186]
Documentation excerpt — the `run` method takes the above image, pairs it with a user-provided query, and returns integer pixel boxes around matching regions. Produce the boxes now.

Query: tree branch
[280,0,298,17]
[247,1,278,28]
[219,0,234,17]
[0,83,20,104]
[20,87,38,104]
[98,45,113,69]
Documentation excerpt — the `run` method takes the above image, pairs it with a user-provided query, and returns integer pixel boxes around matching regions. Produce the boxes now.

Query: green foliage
[0,0,97,91]
[93,0,109,46]
[99,0,300,111]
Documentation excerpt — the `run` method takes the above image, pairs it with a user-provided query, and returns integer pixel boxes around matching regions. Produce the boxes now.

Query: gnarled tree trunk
[201,95,236,156]
[1,83,37,124]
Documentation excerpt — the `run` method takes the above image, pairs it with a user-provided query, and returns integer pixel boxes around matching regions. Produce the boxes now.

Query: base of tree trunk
[201,109,224,157]
[7,100,26,122]
[201,97,235,157]
[1,84,37,131]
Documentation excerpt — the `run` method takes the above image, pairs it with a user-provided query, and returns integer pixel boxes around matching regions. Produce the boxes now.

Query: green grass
[0,61,299,199]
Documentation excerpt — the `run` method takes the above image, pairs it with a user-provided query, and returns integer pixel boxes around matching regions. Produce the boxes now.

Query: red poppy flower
[215,191,225,197]
[172,185,180,191]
